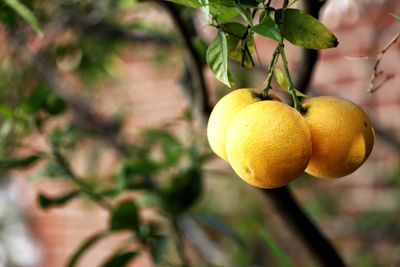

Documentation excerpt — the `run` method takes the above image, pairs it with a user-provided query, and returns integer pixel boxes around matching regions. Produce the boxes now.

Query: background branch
[368,32,399,93]
[262,187,346,267]
[67,12,176,46]
[159,1,213,120]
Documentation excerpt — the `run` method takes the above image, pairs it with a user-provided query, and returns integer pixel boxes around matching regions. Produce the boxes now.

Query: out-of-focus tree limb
[66,12,177,45]
[159,1,213,120]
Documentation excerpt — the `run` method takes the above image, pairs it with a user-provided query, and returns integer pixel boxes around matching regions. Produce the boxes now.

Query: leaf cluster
[170,0,338,90]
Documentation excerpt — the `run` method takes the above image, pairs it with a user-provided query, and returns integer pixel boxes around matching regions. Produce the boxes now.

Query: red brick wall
[14,1,400,266]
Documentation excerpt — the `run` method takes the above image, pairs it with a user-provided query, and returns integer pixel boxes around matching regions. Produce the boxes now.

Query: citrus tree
[0,0,398,266]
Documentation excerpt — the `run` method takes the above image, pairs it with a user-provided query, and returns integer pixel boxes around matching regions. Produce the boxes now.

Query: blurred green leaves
[3,0,42,35]
[0,154,42,169]
[23,83,66,116]
[162,166,202,215]
[101,250,137,267]
[110,200,140,231]
[38,190,80,209]
[66,231,110,267]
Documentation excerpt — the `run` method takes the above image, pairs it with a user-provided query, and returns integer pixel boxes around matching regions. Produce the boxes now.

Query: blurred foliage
[0,1,398,267]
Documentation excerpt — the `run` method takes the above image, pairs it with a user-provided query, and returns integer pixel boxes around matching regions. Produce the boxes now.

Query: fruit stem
[278,44,306,113]
[262,45,280,97]
[277,0,306,113]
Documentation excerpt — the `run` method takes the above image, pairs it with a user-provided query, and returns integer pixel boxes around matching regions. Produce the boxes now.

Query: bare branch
[368,32,399,93]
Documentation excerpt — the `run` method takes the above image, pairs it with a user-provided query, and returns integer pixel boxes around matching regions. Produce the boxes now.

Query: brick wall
[14,1,400,266]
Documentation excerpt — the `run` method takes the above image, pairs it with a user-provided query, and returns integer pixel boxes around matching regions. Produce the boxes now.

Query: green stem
[278,44,305,112]
[52,148,112,211]
[263,45,280,96]
[277,0,305,113]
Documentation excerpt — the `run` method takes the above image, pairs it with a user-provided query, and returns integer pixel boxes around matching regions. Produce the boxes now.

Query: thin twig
[368,32,400,93]
[263,45,280,95]
[52,146,113,211]
[277,1,305,112]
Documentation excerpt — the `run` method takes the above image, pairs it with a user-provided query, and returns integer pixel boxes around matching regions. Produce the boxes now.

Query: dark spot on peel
[364,121,368,127]
[246,167,253,175]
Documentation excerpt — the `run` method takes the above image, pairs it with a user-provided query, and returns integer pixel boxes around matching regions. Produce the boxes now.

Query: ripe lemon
[225,101,312,188]
[302,96,375,179]
[207,88,262,161]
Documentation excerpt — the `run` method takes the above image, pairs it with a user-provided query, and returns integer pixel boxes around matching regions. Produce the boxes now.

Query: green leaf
[31,159,69,180]
[110,200,139,231]
[23,84,67,115]
[274,68,290,90]
[38,191,80,209]
[150,236,169,264]
[162,166,202,215]
[389,13,400,20]
[292,89,307,97]
[206,31,230,87]
[239,0,263,6]
[0,106,13,118]
[274,68,306,97]
[143,129,182,168]
[3,0,42,36]
[165,0,202,8]
[43,93,67,115]
[0,155,41,169]
[259,227,295,267]
[101,250,137,267]
[221,23,255,68]
[276,8,338,49]
[251,18,282,43]
[210,5,238,21]
[66,232,109,267]
[235,5,253,26]
[208,0,235,7]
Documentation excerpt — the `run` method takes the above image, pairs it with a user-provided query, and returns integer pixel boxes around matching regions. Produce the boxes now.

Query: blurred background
[0,0,399,266]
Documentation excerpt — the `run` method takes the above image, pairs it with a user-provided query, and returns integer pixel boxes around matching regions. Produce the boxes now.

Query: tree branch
[66,12,176,46]
[368,32,399,93]
[159,2,213,120]
[262,187,346,267]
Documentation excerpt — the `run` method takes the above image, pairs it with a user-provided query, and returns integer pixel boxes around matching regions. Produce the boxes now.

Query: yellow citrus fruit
[207,88,262,161]
[302,96,375,179]
[225,101,312,188]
